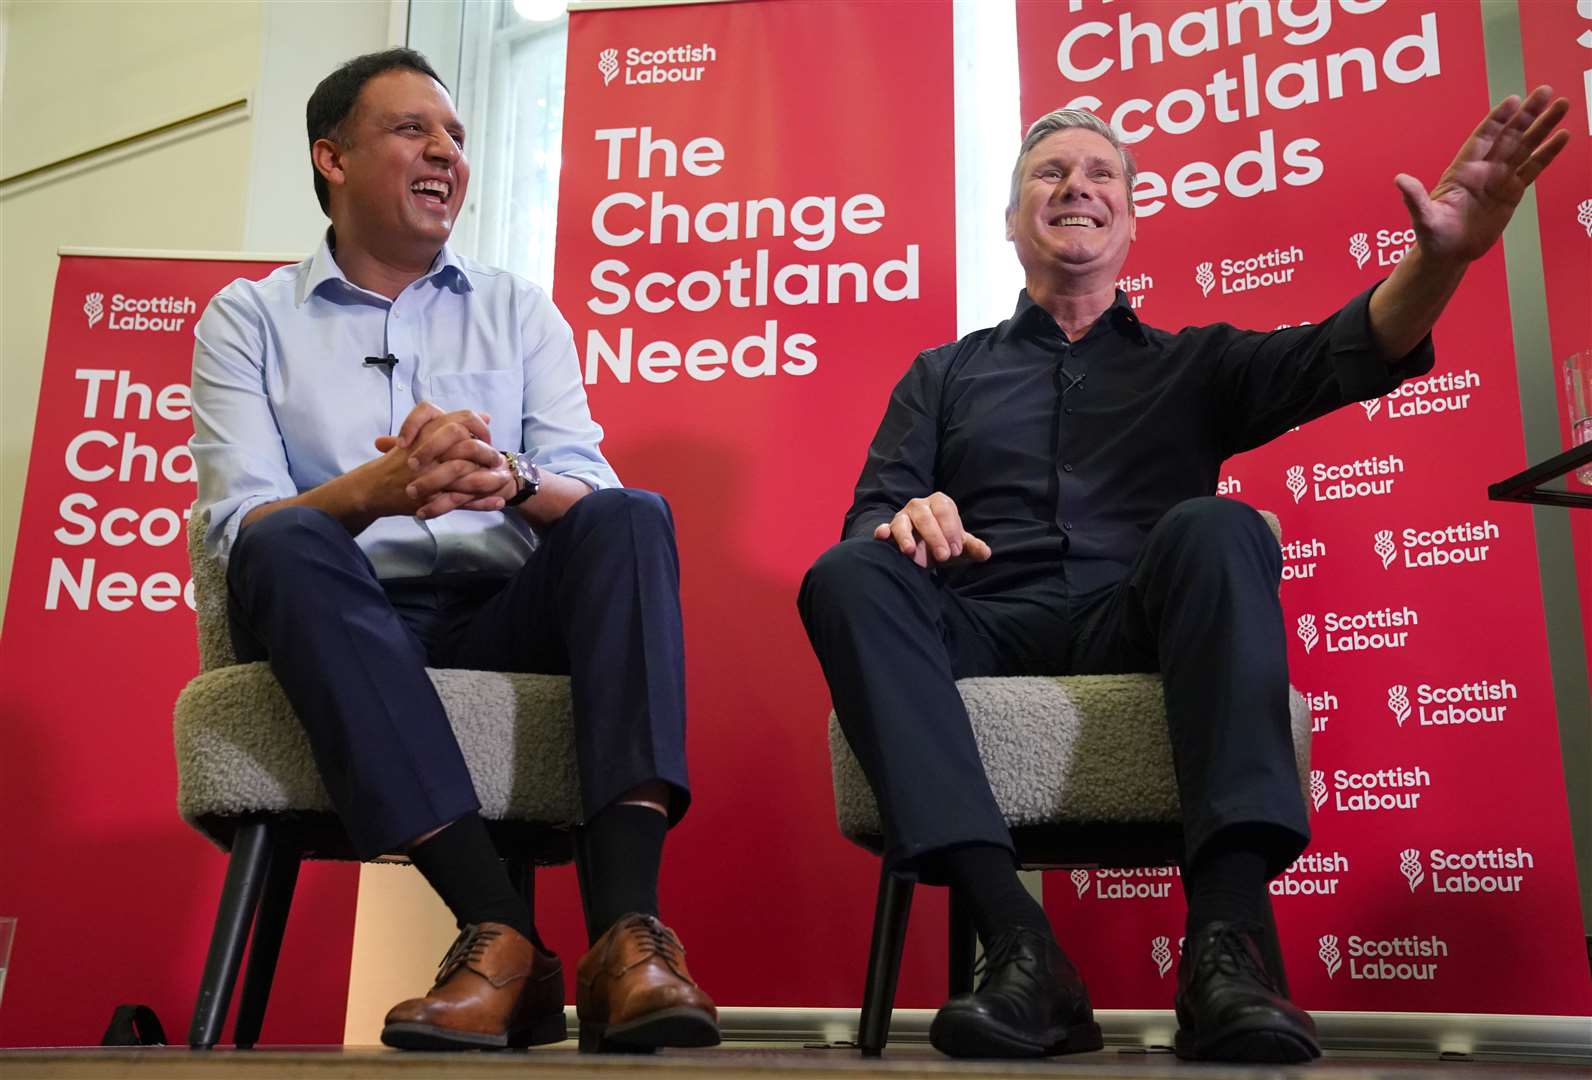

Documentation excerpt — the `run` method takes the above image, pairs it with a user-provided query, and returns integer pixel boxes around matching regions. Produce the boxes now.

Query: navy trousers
[798,497,1309,877]
[226,488,689,860]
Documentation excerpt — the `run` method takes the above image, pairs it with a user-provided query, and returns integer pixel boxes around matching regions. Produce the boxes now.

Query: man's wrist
[501,449,540,506]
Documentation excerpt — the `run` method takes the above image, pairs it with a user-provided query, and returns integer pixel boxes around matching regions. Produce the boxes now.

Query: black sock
[581,802,667,943]
[940,843,1051,948]
[408,813,535,942]
[1183,829,1272,939]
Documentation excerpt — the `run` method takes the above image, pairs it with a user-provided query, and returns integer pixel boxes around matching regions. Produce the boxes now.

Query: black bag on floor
[101,1004,167,1046]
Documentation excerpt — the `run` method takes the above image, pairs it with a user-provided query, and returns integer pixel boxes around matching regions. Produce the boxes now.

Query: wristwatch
[501,449,541,506]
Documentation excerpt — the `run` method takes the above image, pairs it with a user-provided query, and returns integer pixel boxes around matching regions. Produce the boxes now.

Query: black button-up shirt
[844,284,1435,596]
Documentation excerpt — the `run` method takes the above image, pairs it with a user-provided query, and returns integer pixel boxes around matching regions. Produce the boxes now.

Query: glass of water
[0,917,13,1013]
[1567,351,1592,486]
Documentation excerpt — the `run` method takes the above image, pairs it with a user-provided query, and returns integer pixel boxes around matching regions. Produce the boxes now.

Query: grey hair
[1007,108,1137,214]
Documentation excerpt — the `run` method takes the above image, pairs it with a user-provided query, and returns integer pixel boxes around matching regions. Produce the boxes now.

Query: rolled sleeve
[189,287,297,568]
[518,284,620,491]
[1211,282,1437,456]
[843,350,944,542]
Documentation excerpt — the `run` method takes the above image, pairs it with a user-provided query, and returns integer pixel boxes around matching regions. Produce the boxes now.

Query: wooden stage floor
[1,1045,1587,1080]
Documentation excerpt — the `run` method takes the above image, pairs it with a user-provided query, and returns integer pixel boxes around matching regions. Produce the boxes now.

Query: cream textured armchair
[826,510,1312,1056]
[173,511,582,1049]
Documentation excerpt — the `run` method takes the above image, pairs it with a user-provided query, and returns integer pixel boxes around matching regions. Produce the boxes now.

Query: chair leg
[857,864,914,1058]
[189,822,273,1050]
[947,888,977,998]
[233,839,300,1049]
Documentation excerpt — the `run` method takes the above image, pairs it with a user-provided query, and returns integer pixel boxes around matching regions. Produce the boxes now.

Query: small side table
[1488,442,1592,508]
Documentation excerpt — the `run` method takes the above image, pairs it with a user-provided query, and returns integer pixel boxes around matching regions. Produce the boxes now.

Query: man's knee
[1158,498,1276,553]
[567,486,673,536]
[229,505,350,579]
[798,536,919,620]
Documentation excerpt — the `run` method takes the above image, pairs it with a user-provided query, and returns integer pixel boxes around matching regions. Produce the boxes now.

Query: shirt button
[1063,521,1074,531]
[1063,463,1074,473]
[1064,407,1074,415]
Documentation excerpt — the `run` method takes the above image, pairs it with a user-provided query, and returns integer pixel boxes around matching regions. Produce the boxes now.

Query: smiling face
[1006,127,1135,287]
[314,68,470,262]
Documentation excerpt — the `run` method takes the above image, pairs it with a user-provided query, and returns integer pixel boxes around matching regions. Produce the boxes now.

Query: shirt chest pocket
[422,368,522,449]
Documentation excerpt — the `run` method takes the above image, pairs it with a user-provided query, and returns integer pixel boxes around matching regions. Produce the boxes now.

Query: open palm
[1395,86,1570,264]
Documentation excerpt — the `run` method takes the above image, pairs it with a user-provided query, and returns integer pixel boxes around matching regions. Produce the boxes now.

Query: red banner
[553,1,961,1005]
[0,254,357,1046]
[1519,0,1592,685]
[1017,0,1591,1013]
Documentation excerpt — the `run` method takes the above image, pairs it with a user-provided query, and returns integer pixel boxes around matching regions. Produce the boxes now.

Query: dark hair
[306,48,447,216]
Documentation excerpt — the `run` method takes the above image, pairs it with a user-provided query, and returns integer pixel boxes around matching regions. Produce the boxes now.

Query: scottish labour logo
[1361,397,1383,420]
[1296,614,1319,654]
[1387,684,1411,727]
[1318,934,1342,978]
[1151,935,1174,978]
[1374,529,1397,569]
[84,291,105,329]
[1071,869,1089,899]
[1195,261,1215,298]
[1579,198,1592,238]
[598,48,620,86]
[1285,465,1307,504]
[1309,769,1328,811]
[1400,848,1425,892]
[1349,232,1371,269]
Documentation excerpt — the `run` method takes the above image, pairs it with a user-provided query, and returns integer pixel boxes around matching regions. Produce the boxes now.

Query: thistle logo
[598,48,619,85]
[1309,769,1328,811]
[1349,232,1371,269]
[1373,529,1397,569]
[1285,465,1307,503]
[1151,935,1174,978]
[1296,614,1319,653]
[1071,869,1090,898]
[1194,261,1215,297]
[84,292,105,329]
[1579,198,1592,238]
[1387,684,1411,727]
[1400,848,1425,892]
[1318,934,1342,978]
[1360,397,1382,420]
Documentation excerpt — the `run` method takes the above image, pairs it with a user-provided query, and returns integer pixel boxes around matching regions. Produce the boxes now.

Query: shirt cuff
[207,493,284,570]
[1331,281,1437,401]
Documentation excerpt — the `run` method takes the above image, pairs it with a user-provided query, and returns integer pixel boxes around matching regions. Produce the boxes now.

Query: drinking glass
[0,917,14,1013]
[1566,350,1592,485]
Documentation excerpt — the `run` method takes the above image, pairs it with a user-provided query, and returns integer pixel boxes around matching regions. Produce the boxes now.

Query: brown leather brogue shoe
[381,922,566,1050]
[575,913,720,1052]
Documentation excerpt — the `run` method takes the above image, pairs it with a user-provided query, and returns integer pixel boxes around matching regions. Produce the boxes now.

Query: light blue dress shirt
[191,236,619,578]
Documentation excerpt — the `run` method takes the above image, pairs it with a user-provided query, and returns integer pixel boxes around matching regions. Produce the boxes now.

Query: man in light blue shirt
[192,48,717,1053]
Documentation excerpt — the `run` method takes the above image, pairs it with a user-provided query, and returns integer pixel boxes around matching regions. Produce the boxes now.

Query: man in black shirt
[799,90,1568,1063]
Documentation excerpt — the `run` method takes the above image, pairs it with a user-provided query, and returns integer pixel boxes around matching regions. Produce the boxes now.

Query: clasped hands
[362,401,516,521]
[873,492,992,568]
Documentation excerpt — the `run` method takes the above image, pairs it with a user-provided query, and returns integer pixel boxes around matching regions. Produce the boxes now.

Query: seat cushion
[174,663,581,841]
[829,674,1312,843]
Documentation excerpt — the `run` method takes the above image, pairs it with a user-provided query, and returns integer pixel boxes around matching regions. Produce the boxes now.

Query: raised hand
[1394,86,1570,266]
[873,492,993,568]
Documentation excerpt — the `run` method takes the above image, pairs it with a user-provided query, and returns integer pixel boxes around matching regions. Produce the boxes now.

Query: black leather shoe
[1175,921,1320,1063]
[929,928,1103,1058]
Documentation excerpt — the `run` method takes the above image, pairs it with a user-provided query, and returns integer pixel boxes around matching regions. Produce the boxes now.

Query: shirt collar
[295,229,472,306]
[996,288,1147,347]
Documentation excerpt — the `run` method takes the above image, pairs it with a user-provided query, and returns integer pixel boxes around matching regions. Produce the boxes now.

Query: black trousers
[226,488,689,860]
[798,497,1309,877]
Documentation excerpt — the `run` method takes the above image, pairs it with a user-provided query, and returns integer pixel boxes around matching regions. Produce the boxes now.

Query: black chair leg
[857,864,914,1057]
[947,888,976,998]
[233,840,300,1049]
[189,822,272,1050]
